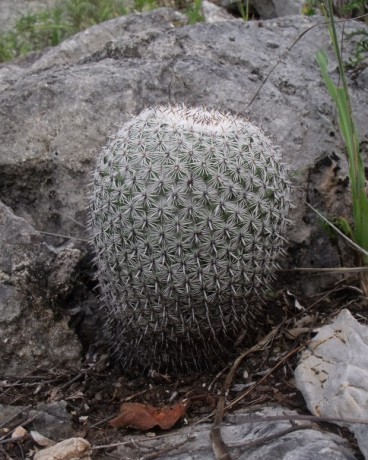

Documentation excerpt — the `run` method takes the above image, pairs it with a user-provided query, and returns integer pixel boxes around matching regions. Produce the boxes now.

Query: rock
[33,437,91,460]
[0,9,367,458]
[202,0,239,23]
[0,200,81,377]
[30,8,188,71]
[1,11,367,294]
[47,248,84,299]
[295,309,368,459]
[32,401,75,440]
[1,8,368,373]
[94,406,357,459]
[217,0,303,18]
[0,400,73,441]
[251,0,303,18]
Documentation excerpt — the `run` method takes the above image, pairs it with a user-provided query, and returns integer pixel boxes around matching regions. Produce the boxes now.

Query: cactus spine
[90,105,291,372]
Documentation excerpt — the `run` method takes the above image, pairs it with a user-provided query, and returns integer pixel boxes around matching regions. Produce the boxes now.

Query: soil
[1,279,367,459]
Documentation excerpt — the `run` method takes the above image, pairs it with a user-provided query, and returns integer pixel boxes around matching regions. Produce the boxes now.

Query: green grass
[186,0,204,25]
[303,0,367,17]
[316,0,368,290]
[0,0,205,63]
[0,0,132,62]
[344,28,368,73]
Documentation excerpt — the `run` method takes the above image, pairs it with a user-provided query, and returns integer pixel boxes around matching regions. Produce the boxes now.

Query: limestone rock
[295,309,368,459]
[1,7,368,374]
[95,406,358,460]
[30,8,188,71]
[0,400,74,441]
[1,12,367,292]
[0,200,81,377]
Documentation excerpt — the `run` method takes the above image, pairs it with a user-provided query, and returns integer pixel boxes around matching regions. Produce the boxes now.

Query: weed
[344,28,368,75]
[186,0,204,25]
[317,0,368,292]
[0,0,155,63]
[238,0,250,21]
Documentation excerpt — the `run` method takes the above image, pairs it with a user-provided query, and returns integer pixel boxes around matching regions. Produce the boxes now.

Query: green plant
[338,0,367,18]
[317,0,368,292]
[89,105,291,371]
[133,0,157,12]
[238,0,250,21]
[0,8,70,61]
[302,1,319,16]
[344,28,368,74]
[302,0,368,17]
[186,0,204,25]
[0,0,128,63]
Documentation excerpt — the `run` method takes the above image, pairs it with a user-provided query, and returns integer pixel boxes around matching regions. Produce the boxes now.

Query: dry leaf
[109,402,187,430]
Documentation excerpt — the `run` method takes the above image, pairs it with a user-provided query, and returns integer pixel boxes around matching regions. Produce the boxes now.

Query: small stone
[33,437,91,460]
[11,426,27,440]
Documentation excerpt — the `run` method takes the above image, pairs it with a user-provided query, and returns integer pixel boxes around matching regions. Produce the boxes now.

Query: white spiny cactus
[90,105,291,372]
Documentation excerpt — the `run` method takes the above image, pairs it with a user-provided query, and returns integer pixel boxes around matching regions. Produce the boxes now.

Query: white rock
[295,309,368,459]
[33,437,91,460]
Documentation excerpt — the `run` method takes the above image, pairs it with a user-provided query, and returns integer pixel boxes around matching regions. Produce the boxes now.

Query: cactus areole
[90,105,291,372]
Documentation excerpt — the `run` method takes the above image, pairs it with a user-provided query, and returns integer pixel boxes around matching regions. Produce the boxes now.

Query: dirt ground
[1,278,367,459]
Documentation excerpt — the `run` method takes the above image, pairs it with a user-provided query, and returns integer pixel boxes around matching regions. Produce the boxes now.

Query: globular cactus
[90,105,291,372]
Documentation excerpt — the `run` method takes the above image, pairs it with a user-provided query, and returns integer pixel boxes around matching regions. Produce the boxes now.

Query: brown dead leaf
[109,402,187,430]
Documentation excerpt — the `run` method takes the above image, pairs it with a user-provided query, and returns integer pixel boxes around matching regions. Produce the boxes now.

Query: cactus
[90,105,291,372]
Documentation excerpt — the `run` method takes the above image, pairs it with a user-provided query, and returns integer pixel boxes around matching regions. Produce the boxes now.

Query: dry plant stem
[0,435,26,446]
[210,421,232,460]
[89,415,117,429]
[0,380,22,399]
[0,411,43,443]
[92,428,207,450]
[59,356,108,391]
[0,405,32,430]
[281,266,368,273]
[227,344,304,410]
[234,413,368,425]
[38,230,89,242]
[236,424,315,457]
[139,439,189,460]
[247,13,368,109]
[0,445,12,460]
[210,328,281,460]
[360,271,368,297]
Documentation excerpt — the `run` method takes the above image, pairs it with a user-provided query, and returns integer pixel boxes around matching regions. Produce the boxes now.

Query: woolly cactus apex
[90,105,291,372]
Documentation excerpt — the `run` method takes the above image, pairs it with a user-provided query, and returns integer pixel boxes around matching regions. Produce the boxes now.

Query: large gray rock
[95,406,358,459]
[1,11,366,287]
[29,8,188,71]
[0,10,367,458]
[0,200,82,377]
[0,8,367,372]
